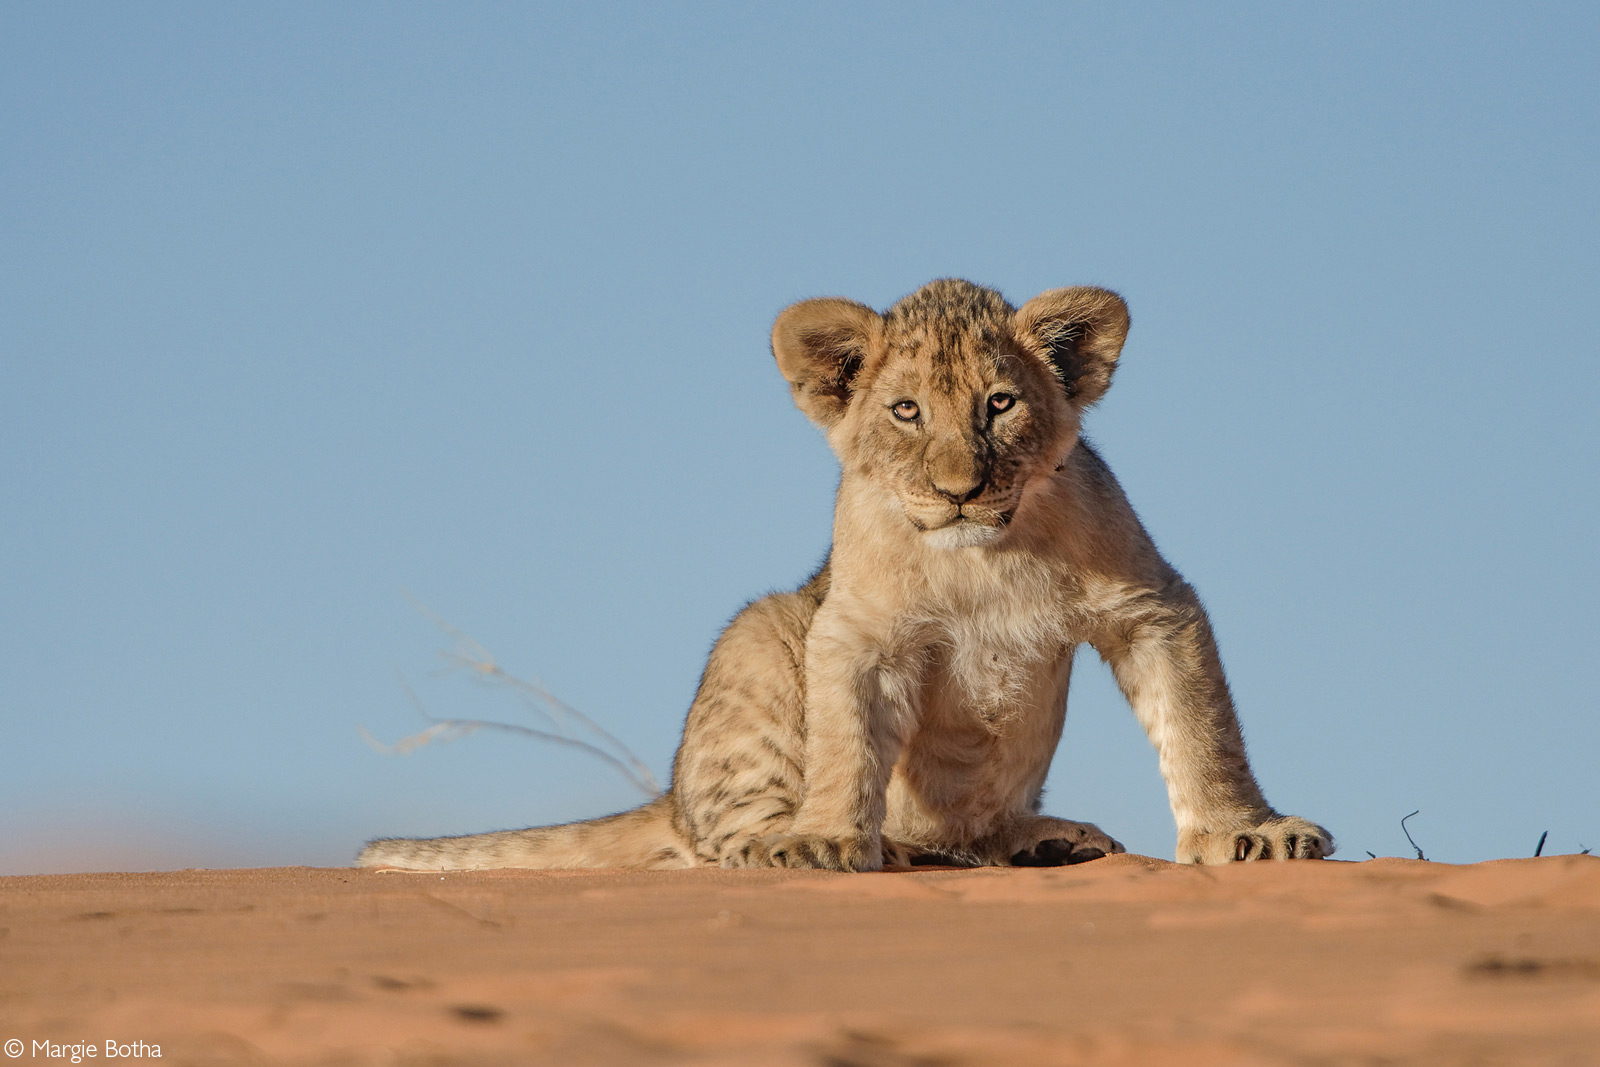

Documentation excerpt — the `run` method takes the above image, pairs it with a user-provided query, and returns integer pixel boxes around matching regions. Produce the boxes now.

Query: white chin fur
[921,522,1005,550]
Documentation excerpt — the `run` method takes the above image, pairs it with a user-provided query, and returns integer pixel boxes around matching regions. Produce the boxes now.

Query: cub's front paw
[1179,816,1334,864]
[723,832,881,871]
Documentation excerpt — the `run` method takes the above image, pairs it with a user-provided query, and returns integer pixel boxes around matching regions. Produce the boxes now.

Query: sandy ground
[1,854,1597,1066]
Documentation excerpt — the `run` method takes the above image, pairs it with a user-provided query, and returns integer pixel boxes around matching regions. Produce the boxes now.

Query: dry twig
[359,596,663,798]
[1401,810,1427,861]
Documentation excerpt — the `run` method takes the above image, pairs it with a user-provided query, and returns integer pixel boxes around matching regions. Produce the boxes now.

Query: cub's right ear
[771,297,881,429]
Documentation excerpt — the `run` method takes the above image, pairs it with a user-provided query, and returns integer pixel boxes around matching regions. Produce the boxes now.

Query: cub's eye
[891,400,920,422]
[988,393,1016,415]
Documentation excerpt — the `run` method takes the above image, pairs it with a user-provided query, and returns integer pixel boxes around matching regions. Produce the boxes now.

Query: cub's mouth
[908,506,1014,529]
[907,503,1016,546]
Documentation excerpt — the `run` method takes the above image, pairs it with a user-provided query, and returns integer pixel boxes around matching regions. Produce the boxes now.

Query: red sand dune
[2,854,1597,1065]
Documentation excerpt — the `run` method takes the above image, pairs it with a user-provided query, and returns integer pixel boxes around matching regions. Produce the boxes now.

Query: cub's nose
[925,435,988,504]
[931,476,986,504]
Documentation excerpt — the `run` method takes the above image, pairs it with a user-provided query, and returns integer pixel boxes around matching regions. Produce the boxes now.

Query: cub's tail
[356,795,695,871]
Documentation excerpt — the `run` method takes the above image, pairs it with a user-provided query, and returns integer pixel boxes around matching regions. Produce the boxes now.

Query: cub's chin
[920,520,1007,550]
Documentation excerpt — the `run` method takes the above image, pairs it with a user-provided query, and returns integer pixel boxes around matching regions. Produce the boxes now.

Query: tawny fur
[359,279,1332,872]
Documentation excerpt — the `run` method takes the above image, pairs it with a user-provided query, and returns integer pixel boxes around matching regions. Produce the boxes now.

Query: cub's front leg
[732,605,916,872]
[1098,577,1334,864]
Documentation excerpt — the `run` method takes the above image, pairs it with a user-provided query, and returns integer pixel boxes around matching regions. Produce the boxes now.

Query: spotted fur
[358,279,1332,871]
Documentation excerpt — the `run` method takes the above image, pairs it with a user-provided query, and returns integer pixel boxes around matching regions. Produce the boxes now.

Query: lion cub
[360,279,1331,871]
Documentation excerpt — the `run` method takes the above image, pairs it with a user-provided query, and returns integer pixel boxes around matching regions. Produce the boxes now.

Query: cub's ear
[771,297,882,428]
[1014,287,1130,407]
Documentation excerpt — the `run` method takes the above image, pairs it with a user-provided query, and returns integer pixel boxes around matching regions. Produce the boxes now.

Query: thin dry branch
[361,716,660,796]
[406,593,658,789]
[1401,810,1427,861]
[360,600,663,798]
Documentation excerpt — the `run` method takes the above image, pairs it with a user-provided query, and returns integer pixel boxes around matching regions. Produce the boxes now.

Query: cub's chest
[920,593,1078,727]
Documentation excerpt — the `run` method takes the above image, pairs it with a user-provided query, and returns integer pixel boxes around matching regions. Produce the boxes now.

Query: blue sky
[3,3,1596,872]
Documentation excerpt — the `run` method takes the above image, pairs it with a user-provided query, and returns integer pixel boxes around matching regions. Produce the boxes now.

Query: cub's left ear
[771,297,882,429]
[1014,287,1130,407]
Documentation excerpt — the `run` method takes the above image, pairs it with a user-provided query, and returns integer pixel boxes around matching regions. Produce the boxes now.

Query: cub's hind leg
[978,814,1125,867]
[671,584,820,867]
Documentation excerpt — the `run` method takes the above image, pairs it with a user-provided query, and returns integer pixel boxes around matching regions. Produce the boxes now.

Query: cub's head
[772,279,1129,548]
